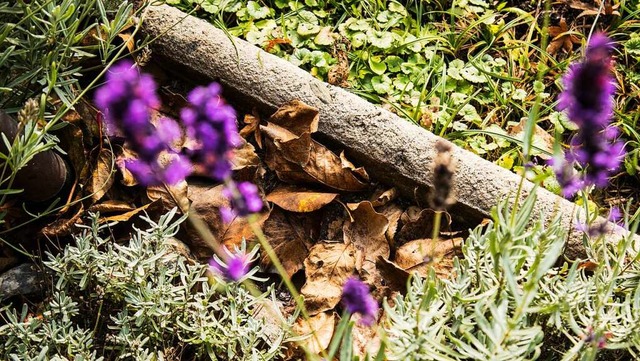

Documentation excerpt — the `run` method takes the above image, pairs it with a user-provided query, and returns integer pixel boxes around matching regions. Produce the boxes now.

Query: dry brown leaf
[261,207,315,277]
[262,101,369,191]
[56,121,90,182]
[291,312,336,356]
[117,32,135,54]
[301,143,369,191]
[546,18,581,55]
[115,147,138,186]
[89,200,135,214]
[369,187,398,207]
[339,151,369,182]
[240,112,263,148]
[301,242,356,315]
[100,200,159,223]
[88,149,115,202]
[395,237,463,278]
[397,207,450,241]
[569,0,619,17]
[351,313,382,358]
[343,201,390,295]
[268,100,319,136]
[376,256,410,296]
[147,181,190,213]
[344,202,390,262]
[265,185,338,213]
[507,118,554,159]
[187,184,269,255]
[41,205,84,238]
[231,139,262,181]
[377,203,403,245]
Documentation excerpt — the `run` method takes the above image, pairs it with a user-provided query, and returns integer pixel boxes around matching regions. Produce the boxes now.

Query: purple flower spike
[94,60,191,185]
[553,33,625,196]
[181,83,239,181]
[209,247,251,282]
[341,277,378,326]
[220,181,263,222]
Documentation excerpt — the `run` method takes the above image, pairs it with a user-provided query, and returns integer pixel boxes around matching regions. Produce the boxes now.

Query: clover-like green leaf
[297,22,321,36]
[371,74,393,94]
[367,29,394,49]
[314,27,335,46]
[388,1,408,16]
[246,1,272,19]
[385,56,403,72]
[460,65,487,83]
[368,55,387,75]
[624,33,640,56]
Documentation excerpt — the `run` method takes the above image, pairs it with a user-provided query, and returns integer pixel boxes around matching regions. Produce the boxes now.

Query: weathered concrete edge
[142,4,633,259]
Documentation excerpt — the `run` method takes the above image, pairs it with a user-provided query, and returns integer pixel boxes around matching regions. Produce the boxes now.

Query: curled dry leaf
[261,207,316,277]
[231,139,261,179]
[187,184,269,255]
[89,200,135,214]
[100,200,160,223]
[375,256,410,296]
[301,242,356,315]
[147,181,190,213]
[377,202,403,244]
[56,121,90,182]
[268,99,319,136]
[344,202,390,263]
[369,187,398,207]
[116,147,138,186]
[395,237,463,278]
[339,151,369,183]
[240,112,263,148]
[397,207,451,242]
[351,312,382,358]
[262,100,369,191]
[89,148,116,202]
[291,312,336,356]
[41,205,84,238]
[343,201,390,296]
[265,185,338,213]
[507,118,554,159]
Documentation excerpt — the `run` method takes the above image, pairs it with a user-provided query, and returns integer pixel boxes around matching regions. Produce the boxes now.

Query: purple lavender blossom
[549,156,583,198]
[180,83,240,181]
[341,276,378,326]
[220,181,263,223]
[94,60,191,185]
[553,33,625,196]
[209,247,251,282]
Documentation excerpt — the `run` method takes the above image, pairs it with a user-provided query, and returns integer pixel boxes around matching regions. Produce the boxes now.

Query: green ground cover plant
[167,0,640,206]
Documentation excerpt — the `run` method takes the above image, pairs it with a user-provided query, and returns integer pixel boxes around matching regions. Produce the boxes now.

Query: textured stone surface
[142,4,634,258]
[0,263,44,299]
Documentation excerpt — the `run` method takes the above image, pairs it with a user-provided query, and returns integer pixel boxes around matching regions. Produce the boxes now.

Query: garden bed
[141,4,632,259]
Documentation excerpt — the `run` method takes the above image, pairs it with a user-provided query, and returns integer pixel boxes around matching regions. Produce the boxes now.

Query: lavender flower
[180,83,240,181]
[554,33,625,196]
[95,60,191,185]
[341,276,378,326]
[220,181,263,223]
[209,247,251,282]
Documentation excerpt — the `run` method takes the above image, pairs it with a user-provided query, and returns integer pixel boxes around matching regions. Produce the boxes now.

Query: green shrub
[0,209,291,360]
